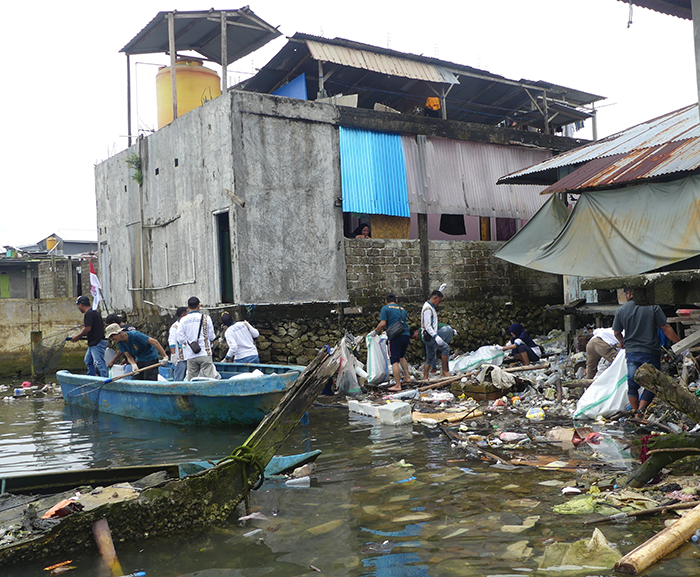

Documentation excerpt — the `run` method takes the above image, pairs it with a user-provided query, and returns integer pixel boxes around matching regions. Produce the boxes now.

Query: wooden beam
[672,329,700,353]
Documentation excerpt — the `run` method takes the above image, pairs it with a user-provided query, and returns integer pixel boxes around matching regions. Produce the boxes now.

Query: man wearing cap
[105,323,168,381]
[176,296,219,380]
[71,295,109,377]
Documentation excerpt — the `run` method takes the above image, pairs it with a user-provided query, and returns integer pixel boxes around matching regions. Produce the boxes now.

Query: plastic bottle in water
[691,530,700,544]
[120,572,146,577]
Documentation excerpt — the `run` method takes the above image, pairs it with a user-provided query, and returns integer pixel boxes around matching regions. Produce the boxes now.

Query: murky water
[2,394,700,576]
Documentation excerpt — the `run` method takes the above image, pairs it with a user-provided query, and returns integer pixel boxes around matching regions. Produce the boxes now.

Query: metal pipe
[168,12,178,122]
[126,54,132,147]
[220,11,228,93]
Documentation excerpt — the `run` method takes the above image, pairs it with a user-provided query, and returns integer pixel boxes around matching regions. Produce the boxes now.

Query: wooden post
[634,363,700,423]
[418,213,429,300]
[317,60,325,98]
[542,89,549,134]
[220,11,227,93]
[168,12,178,122]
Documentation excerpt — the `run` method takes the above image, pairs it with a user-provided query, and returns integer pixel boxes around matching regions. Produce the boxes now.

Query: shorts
[388,334,410,364]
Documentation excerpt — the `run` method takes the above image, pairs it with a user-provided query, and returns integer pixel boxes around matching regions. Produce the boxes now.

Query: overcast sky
[1,0,696,248]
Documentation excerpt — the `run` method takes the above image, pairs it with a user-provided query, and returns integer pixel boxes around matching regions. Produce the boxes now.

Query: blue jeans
[626,351,660,403]
[173,360,187,381]
[85,340,109,377]
[425,338,449,368]
[236,354,259,364]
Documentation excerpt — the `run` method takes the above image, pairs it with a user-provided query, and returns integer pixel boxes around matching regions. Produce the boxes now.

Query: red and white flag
[89,261,103,309]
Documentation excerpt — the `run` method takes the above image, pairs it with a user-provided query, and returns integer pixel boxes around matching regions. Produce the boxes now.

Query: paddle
[104,360,166,384]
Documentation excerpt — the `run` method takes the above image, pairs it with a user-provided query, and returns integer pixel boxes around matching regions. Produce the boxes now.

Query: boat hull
[58,362,304,426]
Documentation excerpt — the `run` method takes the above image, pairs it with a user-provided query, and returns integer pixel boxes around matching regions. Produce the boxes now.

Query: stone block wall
[345,238,562,305]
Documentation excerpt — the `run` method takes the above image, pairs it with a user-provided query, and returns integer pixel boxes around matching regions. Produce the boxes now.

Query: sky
[1,0,696,248]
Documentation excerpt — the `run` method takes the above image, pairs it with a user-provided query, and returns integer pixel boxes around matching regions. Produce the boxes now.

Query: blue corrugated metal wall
[339,127,410,217]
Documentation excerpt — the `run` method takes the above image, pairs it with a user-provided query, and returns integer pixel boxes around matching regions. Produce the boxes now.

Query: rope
[219,445,266,490]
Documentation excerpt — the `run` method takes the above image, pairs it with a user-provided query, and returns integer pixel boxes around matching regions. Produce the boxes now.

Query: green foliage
[125,153,143,186]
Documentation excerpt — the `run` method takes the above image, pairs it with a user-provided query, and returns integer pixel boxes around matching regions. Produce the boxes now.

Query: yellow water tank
[156,59,222,129]
[46,236,58,251]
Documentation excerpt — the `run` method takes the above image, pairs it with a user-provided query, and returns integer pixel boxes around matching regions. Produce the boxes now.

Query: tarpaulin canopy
[495,175,700,277]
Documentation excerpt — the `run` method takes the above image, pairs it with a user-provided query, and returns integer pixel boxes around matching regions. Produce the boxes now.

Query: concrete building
[97,31,602,317]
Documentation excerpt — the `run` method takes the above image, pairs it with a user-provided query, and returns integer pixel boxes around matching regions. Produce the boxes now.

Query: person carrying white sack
[421,288,450,379]
[221,312,260,364]
[586,327,621,379]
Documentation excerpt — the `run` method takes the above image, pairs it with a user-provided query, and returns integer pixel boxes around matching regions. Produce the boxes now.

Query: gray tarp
[495,175,700,277]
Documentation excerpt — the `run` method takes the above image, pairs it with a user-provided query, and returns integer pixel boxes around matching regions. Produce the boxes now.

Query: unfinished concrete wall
[231,92,346,304]
[96,90,347,313]
[0,298,86,377]
[344,238,562,305]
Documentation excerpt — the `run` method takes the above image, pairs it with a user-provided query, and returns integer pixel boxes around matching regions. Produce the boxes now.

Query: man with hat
[105,323,168,381]
[70,295,109,377]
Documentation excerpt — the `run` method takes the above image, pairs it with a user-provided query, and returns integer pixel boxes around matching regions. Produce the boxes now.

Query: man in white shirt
[585,327,621,379]
[176,296,219,380]
[421,290,449,379]
[221,312,260,363]
[168,306,188,381]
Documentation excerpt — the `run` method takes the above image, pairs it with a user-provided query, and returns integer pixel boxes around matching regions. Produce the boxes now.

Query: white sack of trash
[449,345,504,373]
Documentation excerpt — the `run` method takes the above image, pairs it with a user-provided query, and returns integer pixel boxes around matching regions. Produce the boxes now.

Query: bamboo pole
[503,362,549,373]
[584,501,700,526]
[614,503,700,574]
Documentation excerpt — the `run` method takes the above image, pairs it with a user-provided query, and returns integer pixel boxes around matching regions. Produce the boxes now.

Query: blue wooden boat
[57,362,305,426]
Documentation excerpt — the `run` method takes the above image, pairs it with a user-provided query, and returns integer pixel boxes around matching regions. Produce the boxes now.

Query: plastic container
[285,476,310,488]
[156,59,222,129]
[525,407,545,421]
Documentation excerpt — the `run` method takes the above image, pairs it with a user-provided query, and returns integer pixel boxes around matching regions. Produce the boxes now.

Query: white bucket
[110,365,126,379]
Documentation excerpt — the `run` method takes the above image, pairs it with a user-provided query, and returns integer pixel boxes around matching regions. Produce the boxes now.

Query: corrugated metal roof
[403,136,551,218]
[618,0,691,19]
[121,8,281,64]
[499,104,700,187]
[306,40,459,84]
[339,127,410,217]
[243,34,603,130]
[543,138,700,193]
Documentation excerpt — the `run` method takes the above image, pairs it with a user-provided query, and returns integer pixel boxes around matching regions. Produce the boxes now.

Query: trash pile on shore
[332,328,700,574]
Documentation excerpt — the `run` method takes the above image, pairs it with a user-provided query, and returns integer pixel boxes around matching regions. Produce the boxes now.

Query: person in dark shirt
[70,295,108,377]
[613,287,681,413]
[105,323,167,381]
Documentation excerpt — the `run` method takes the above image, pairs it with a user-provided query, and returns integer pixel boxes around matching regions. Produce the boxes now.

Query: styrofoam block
[377,401,413,426]
[348,399,379,418]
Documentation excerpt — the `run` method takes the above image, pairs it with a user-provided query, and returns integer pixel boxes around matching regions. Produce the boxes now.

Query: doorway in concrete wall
[216,211,234,303]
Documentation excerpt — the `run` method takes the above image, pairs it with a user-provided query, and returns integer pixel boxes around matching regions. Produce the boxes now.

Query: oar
[70,361,167,398]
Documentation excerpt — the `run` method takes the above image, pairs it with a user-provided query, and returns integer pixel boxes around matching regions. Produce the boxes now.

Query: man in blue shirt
[372,293,411,391]
[105,323,168,381]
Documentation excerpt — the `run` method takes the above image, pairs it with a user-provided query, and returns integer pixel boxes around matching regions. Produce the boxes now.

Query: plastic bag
[449,345,504,373]
[336,335,361,396]
[366,333,390,385]
[574,349,628,419]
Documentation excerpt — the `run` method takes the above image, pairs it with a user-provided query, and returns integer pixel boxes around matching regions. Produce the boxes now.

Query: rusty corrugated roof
[498,103,700,191]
